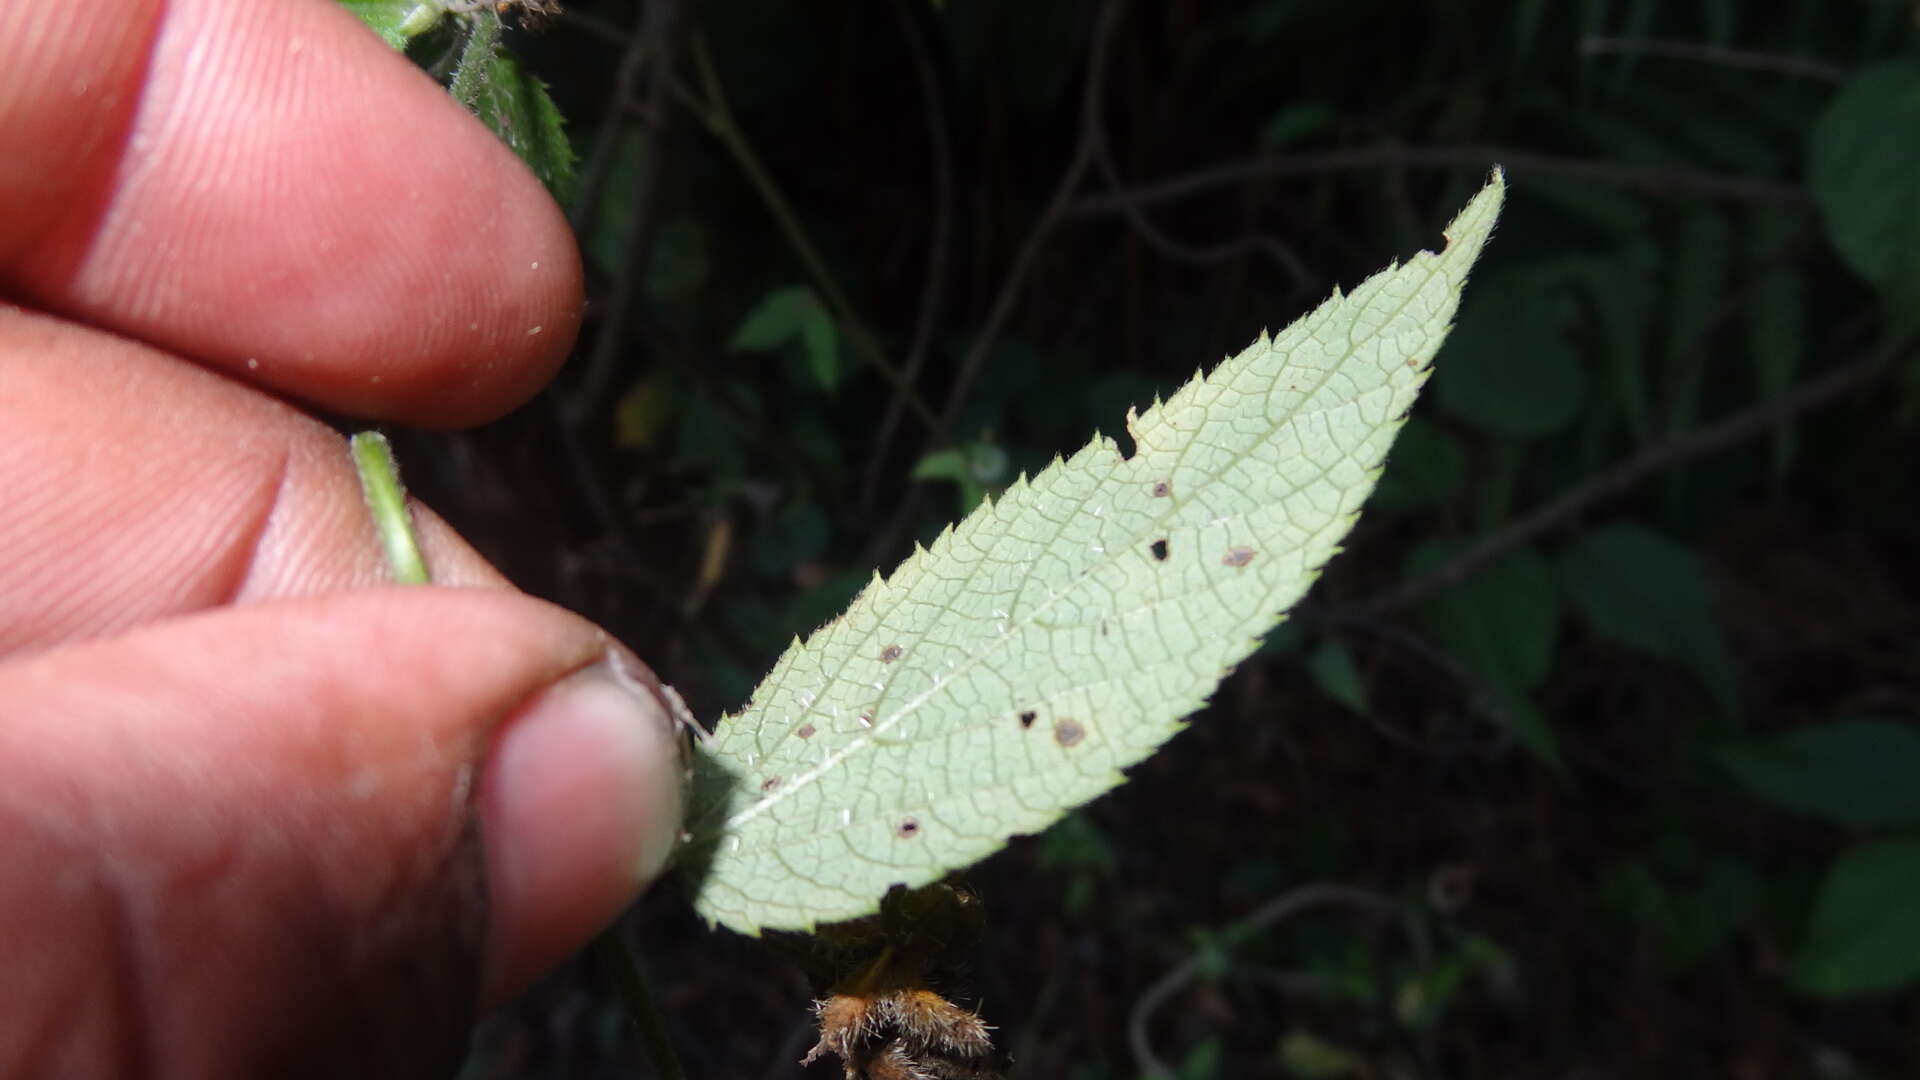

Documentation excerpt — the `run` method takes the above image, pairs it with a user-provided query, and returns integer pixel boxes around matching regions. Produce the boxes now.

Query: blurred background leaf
[1715,717,1920,828]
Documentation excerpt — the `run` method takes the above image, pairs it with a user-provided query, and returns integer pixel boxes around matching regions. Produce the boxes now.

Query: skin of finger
[0,305,514,654]
[0,588,665,1079]
[0,0,583,428]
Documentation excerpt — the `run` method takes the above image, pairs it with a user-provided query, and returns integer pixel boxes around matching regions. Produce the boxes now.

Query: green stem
[448,7,503,112]
[349,432,430,585]
[349,431,688,1079]
[592,933,687,1080]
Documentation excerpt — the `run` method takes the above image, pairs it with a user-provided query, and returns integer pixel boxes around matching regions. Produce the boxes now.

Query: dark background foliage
[395,1,1920,1076]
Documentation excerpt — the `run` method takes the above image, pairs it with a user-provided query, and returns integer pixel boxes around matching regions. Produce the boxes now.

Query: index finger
[0,0,582,428]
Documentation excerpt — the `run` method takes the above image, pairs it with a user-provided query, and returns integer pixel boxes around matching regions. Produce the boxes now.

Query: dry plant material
[780,884,1006,1080]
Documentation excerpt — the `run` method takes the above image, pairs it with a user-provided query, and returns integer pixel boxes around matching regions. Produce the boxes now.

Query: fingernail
[476,649,686,1003]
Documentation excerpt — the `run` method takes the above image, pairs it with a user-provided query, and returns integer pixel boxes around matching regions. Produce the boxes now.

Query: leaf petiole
[349,431,430,586]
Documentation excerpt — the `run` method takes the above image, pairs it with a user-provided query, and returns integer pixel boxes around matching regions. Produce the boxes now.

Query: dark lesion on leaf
[1149,538,1169,561]
[880,644,904,663]
[1151,479,1172,497]
[782,883,1008,1080]
[1017,710,1037,729]
[1222,545,1255,568]
[760,776,782,793]
[1053,718,1085,747]
[797,723,818,739]
[895,817,921,838]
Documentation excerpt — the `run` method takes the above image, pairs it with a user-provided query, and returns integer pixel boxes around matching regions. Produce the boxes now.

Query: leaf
[729,285,812,351]
[1276,1029,1360,1078]
[1599,846,1761,976]
[684,172,1508,933]
[729,285,840,390]
[1307,638,1370,716]
[797,301,841,392]
[1408,541,1564,772]
[1433,268,1585,438]
[1809,62,1920,317]
[1569,247,1657,444]
[1259,102,1336,148]
[1793,839,1920,996]
[1715,717,1920,828]
[448,10,576,202]
[1556,521,1739,716]
[912,441,1010,516]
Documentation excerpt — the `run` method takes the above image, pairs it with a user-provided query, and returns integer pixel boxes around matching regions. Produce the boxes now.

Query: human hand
[0,1,684,1076]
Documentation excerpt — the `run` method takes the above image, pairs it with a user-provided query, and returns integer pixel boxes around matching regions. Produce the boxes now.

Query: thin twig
[1578,35,1849,83]
[937,0,1128,430]
[567,0,688,426]
[1084,83,1313,291]
[860,0,957,515]
[1066,144,1807,221]
[566,32,652,240]
[861,0,1128,565]
[592,933,687,1080]
[681,33,953,447]
[1127,883,1408,1080]
[1345,347,1893,620]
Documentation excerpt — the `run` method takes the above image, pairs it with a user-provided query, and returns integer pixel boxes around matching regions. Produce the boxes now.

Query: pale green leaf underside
[688,170,1506,934]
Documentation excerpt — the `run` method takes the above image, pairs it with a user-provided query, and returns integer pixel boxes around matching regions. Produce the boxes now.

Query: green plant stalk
[447,7,503,113]
[592,934,687,1080]
[349,432,430,586]
[347,430,686,1080]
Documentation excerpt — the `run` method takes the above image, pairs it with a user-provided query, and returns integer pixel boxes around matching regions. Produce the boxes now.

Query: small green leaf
[1307,638,1369,716]
[798,301,841,392]
[685,172,1507,933]
[1259,102,1336,148]
[729,284,841,389]
[1810,62,1920,314]
[1715,717,1920,828]
[1556,521,1738,716]
[1277,1029,1360,1078]
[611,378,672,451]
[1793,839,1920,996]
[912,440,1008,515]
[1177,1034,1226,1080]
[1409,542,1564,772]
[1433,269,1585,438]
[729,285,810,352]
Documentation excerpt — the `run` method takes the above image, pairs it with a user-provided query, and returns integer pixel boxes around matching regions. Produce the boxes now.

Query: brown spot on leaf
[895,817,921,838]
[1151,479,1172,497]
[796,723,817,739]
[1054,718,1085,747]
[1223,545,1255,568]
[760,776,782,793]
[879,644,903,663]
[1150,538,1169,561]
[1018,710,1037,729]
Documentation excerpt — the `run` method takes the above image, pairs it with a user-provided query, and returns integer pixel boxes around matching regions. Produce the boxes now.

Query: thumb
[0,587,685,1079]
